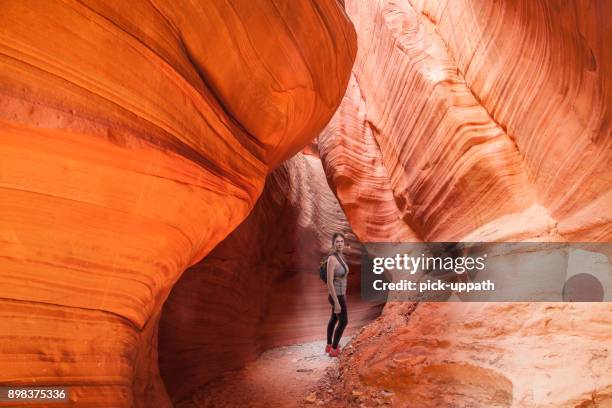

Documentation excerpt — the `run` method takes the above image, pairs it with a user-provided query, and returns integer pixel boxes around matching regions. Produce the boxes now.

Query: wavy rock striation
[0,2,356,406]
[318,0,611,406]
[321,0,610,243]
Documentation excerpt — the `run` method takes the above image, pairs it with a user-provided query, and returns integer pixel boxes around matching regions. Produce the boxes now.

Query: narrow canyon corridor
[158,152,382,405]
[0,0,610,407]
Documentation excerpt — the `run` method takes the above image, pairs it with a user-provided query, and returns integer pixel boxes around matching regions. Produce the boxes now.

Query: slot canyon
[0,1,610,408]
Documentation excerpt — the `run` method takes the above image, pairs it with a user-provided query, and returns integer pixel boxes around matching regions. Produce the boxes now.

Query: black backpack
[319,253,339,283]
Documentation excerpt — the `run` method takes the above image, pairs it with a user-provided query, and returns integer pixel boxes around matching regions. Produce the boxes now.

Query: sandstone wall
[0,2,356,406]
[318,0,611,406]
[320,0,610,243]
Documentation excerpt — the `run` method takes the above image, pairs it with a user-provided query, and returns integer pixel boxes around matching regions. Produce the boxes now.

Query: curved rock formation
[0,2,355,406]
[158,153,382,404]
[319,74,421,242]
[320,0,610,243]
[318,0,611,406]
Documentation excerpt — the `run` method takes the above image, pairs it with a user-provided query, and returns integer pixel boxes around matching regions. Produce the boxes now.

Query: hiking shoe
[325,344,332,354]
[329,346,341,357]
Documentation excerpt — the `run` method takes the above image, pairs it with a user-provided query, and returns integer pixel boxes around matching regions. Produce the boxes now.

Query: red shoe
[329,346,341,357]
[325,344,332,354]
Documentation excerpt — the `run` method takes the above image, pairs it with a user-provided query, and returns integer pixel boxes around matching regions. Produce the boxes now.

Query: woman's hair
[330,232,345,254]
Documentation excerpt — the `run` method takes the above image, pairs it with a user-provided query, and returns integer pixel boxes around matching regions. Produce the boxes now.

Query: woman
[325,232,349,357]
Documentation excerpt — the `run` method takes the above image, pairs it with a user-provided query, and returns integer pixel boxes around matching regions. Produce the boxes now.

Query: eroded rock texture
[335,302,612,407]
[318,0,611,406]
[159,153,382,404]
[0,2,355,406]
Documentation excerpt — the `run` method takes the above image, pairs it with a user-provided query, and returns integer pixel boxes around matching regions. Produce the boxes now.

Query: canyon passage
[0,0,610,407]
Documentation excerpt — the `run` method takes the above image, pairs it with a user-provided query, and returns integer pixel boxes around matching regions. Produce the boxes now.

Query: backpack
[319,256,329,283]
[319,253,340,283]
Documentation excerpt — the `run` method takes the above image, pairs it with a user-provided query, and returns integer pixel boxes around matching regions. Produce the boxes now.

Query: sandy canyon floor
[175,338,372,408]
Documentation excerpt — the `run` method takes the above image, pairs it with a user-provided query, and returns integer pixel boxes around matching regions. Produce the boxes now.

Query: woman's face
[334,236,345,251]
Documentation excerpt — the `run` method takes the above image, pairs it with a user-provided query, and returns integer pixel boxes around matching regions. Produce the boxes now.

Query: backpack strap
[332,253,349,273]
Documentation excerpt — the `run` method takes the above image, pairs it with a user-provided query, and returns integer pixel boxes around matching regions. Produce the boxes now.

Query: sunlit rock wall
[320,0,610,243]
[158,153,382,404]
[0,1,356,406]
[318,0,611,406]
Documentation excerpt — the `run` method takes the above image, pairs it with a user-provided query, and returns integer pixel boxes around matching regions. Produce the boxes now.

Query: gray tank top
[330,254,349,296]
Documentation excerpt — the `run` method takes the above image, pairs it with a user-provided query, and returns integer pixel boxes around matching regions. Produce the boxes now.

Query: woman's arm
[327,256,341,314]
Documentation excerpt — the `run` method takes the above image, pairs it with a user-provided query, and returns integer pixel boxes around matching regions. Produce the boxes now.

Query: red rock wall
[158,153,382,403]
[318,0,611,406]
[320,0,610,243]
[0,2,356,406]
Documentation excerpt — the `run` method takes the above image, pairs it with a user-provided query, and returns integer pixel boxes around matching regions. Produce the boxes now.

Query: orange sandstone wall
[0,2,356,407]
[318,0,611,406]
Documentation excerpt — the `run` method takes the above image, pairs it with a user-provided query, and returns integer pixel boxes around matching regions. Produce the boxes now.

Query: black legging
[327,294,348,348]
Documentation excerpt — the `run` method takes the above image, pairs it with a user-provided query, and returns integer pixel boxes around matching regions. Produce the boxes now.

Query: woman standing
[325,232,349,357]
